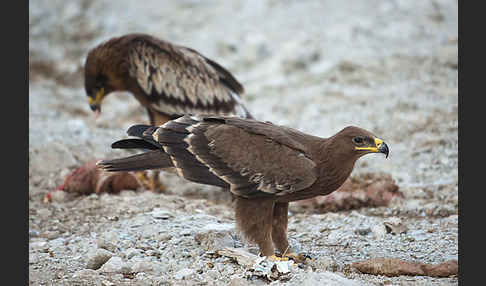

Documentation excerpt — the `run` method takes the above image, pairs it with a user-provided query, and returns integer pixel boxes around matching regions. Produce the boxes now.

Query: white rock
[29,254,40,264]
[194,222,235,252]
[371,224,387,239]
[97,257,131,274]
[174,268,195,280]
[383,217,408,234]
[274,260,292,274]
[30,241,48,251]
[86,248,113,270]
[48,190,68,202]
[151,208,174,219]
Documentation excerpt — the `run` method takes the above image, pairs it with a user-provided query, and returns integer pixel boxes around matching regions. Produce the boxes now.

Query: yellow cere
[374,138,383,148]
[355,137,383,152]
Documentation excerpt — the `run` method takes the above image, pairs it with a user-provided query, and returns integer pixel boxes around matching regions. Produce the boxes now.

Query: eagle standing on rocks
[97,115,389,261]
[84,33,253,190]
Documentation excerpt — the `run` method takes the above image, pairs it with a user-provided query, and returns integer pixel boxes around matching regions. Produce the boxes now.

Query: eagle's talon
[284,252,310,263]
[267,255,289,262]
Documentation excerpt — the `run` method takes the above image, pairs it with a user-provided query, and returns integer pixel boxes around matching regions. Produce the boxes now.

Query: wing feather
[127,36,251,118]
[181,116,318,198]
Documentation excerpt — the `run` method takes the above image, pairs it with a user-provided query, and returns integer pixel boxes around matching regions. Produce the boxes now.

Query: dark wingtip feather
[203,117,226,124]
[126,124,153,137]
[111,139,160,150]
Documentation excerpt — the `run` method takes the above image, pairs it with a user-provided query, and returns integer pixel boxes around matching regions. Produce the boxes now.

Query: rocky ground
[29,0,458,285]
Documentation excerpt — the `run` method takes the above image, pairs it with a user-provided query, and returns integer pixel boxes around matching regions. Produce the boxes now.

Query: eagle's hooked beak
[377,138,389,158]
[88,88,104,118]
[355,138,389,158]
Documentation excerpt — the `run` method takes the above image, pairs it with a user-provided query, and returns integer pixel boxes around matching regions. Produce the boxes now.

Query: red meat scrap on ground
[293,172,403,213]
[44,159,143,203]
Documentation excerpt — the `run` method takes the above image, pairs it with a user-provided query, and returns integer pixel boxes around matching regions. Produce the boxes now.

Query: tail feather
[111,139,160,150]
[97,150,173,172]
[99,115,230,189]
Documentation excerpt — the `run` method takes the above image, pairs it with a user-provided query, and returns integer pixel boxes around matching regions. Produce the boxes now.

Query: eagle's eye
[352,136,364,144]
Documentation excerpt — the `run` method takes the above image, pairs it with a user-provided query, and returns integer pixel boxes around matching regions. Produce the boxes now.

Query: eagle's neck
[314,139,357,196]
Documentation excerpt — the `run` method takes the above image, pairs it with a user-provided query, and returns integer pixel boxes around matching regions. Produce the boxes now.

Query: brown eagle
[84,33,253,122]
[84,33,253,190]
[97,115,389,261]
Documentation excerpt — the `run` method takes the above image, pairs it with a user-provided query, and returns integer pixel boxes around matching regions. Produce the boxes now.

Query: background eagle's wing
[127,37,251,118]
[164,116,317,198]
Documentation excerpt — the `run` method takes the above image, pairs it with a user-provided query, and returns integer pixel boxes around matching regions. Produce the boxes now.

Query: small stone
[98,257,131,274]
[180,229,192,236]
[274,260,292,274]
[354,227,371,236]
[135,272,149,279]
[101,280,115,286]
[49,190,68,202]
[29,254,40,264]
[174,268,195,280]
[371,224,387,239]
[30,241,48,251]
[383,217,408,234]
[151,208,174,219]
[123,248,139,259]
[194,224,235,253]
[86,248,113,270]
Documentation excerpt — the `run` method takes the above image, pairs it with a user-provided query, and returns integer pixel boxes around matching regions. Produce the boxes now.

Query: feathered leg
[235,197,276,258]
[272,202,309,262]
[272,202,290,254]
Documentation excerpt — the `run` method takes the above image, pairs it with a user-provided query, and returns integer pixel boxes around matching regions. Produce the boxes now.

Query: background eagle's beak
[88,88,104,118]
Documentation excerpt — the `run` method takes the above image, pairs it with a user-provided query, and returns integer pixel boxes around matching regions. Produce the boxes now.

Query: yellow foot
[135,171,166,193]
[284,252,311,263]
[267,255,290,262]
